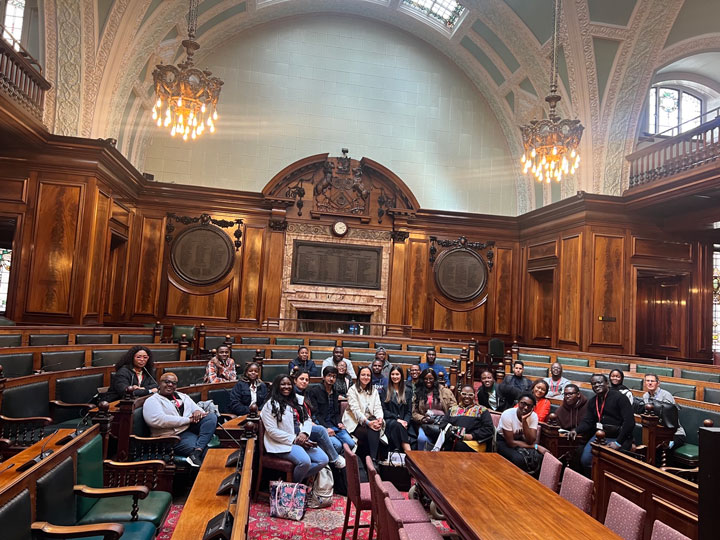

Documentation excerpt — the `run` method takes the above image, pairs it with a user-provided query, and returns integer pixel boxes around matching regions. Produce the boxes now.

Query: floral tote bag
[269,480,308,521]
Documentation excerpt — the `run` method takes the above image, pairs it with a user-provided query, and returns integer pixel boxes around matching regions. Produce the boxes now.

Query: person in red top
[529,379,551,423]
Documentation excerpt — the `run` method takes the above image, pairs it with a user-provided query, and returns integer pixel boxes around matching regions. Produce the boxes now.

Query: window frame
[646,84,704,137]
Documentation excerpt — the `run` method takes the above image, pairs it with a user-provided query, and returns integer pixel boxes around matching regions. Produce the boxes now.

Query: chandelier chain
[549,0,560,100]
[187,0,199,40]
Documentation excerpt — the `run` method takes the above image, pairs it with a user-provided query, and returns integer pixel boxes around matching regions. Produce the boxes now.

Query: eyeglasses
[459,392,475,397]
[160,380,177,385]
[563,391,578,396]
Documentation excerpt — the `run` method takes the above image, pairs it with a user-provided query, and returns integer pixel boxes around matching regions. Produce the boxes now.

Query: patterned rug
[158,503,183,539]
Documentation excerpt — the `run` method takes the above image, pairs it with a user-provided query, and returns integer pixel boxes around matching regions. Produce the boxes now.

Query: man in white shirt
[543,362,571,398]
[642,373,686,448]
[142,372,218,467]
[321,346,357,379]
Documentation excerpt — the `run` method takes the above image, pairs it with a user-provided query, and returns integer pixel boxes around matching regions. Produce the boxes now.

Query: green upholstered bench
[236,348,263,365]
[388,354,422,365]
[439,346,464,355]
[41,350,85,371]
[76,334,113,344]
[262,363,288,382]
[342,340,370,348]
[171,325,195,344]
[518,353,551,363]
[0,334,22,347]
[205,335,235,350]
[349,351,375,364]
[563,369,594,383]
[29,334,68,346]
[92,349,126,367]
[407,345,432,353]
[308,339,336,347]
[311,349,332,360]
[705,387,720,404]
[0,488,33,540]
[162,366,205,387]
[0,352,33,377]
[623,377,643,390]
[524,366,549,378]
[242,337,271,344]
[595,360,631,371]
[276,337,303,346]
[673,406,720,467]
[636,364,674,377]
[557,356,590,367]
[118,334,154,344]
[54,373,104,423]
[208,388,233,414]
[375,342,402,350]
[680,369,720,383]
[270,349,297,359]
[148,348,179,362]
[658,381,696,400]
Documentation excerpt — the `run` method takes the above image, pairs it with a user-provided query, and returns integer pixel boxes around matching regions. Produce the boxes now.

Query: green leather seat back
[623,377,643,390]
[133,406,151,437]
[208,388,232,414]
[595,360,630,371]
[186,392,202,402]
[0,353,33,378]
[276,338,303,346]
[658,381,695,400]
[375,342,402,350]
[0,316,16,325]
[92,349,125,367]
[311,349,331,360]
[308,339,336,347]
[349,351,375,364]
[262,363,288,382]
[41,350,85,371]
[149,348,179,362]
[563,369,594,383]
[205,336,236,350]
[76,334,113,344]
[557,356,590,367]
[76,435,104,518]
[0,334,21,347]
[270,349,297,359]
[118,334,153,344]
[705,387,720,404]
[57,373,105,404]
[1,381,50,417]
[678,406,720,445]
[36,457,76,525]
[433,358,453,369]
[163,366,205,387]
[388,354,421,365]
[171,325,195,343]
[0,488,31,540]
[242,337,270,344]
[29,334,68,346]
[524,366,549,378]
[236,348,263,365]
[680,369,720,383]
[636,364,674,377]
[580,387,594,400]
[342,340,369,348]
[407,345,432,353]
[518,353,551,363]
[439,346,463,355]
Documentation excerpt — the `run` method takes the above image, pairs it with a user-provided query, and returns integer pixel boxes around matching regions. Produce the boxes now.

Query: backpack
[307,466,334,508]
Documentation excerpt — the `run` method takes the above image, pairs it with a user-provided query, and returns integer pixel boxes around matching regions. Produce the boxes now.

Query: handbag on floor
[269,481,308,521]
[307,466,334,508]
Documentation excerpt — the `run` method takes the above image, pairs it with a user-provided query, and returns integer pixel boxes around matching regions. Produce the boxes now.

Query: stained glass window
[0,249,11,314]
[402,0,466,28]
[647,85,703,136]
[713,249,720,352]
[2,0,25,50]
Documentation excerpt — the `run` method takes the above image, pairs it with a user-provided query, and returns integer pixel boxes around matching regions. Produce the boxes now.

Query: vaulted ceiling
[41,0,720,213]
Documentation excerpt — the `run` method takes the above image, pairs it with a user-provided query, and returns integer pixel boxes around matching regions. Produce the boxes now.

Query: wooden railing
[262,317,413,337]
[0,27,50,120]
[627,116,720,189]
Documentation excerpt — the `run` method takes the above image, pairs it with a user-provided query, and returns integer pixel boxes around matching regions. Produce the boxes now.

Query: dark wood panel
[166,281,230,319]
[528,239,557,260]
[492,247,514,336]
[558,234,581,346]
[432,301,485,333]
[633,237,692,261]
[239,226,263,321]
[133,215,164,316]
[26,182,83,314]
[85,192,110,315]
[527,268,554,343]
[0,176,27,203]
[260,228,284,322]
[636,275,689,358]
[110,201,130,226]
[591,234,624,347]
[406,238,428,330]
[387,241,407,326]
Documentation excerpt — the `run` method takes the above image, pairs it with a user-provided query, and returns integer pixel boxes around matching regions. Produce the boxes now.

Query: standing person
[417,349,449,386]
[570,374,635,469]
[496,393,547,472]
[444,385,495,452]
[228,362,268,415]
[307,366,356,453]
[375,347,392,378]
[556,384,588,430]
[529,379,551,423]
[260,375,329,484]
[342,366,386,465]
[203,345,237,383]
[543,362,571,398]
[412,368,457,450]
[288,345,318,376]
[405,364,421,393]
[370,358,388,391]
[107,346,158,401]
[476,369,518,412]
[504,360,532,393]
[333,360,353,397]
[642,373,686,448]
[381,366,413,453]
[143,372,218,467]
[322,346,357,379]
[609,369,634,403]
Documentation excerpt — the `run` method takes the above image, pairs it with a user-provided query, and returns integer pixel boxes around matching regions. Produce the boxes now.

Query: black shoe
[185,450,202,468]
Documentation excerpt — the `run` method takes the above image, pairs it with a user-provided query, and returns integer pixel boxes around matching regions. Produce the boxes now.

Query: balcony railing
[0,24,50,120]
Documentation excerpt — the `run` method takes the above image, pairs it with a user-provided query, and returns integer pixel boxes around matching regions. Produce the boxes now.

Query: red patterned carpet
[157,503,183,539]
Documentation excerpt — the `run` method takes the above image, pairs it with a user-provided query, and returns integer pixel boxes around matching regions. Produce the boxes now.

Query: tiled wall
[143,14,517,215]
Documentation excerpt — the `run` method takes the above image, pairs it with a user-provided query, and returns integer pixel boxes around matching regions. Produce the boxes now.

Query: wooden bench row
[0,324,162,347]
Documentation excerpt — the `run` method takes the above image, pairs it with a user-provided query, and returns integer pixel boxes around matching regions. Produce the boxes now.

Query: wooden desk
[405,451,622,540]
[0,429,73,490]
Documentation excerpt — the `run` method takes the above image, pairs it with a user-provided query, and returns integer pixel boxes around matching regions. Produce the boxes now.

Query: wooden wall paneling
[83,190,110,320]
[238,225,264,323]
[432,301,486,333]
[405,237,428,331]
[25,180,84,318]
[557,233,582,348]
[165,279,231,319]
[259,227,284,324]
[387,239,407,327]
[0,210,24,321]
[132,214,165,317]
[527,267,555,344]
[490,246,516,338]
[690,241,712,360]
[0,176,27,204]
[589,233,625,351]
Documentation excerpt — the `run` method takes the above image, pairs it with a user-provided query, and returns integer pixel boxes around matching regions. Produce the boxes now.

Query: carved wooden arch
[262,151,419,231]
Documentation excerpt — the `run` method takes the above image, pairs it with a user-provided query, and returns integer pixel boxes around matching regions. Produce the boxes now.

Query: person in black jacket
[443,384,495,452]
[307,366,356,453]
[229,362,268,415]
[287,346,318,376]
[381,366,414,452]
[476,369,519,412]
[106,346,158,401]
[570,373,635,469]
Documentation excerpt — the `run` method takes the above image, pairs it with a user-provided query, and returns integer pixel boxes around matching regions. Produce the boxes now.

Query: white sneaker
[332,456,346,469]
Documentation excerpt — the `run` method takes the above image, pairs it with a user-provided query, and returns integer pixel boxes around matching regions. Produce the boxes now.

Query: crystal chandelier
[151,0,223,140]
[520,0,583,183]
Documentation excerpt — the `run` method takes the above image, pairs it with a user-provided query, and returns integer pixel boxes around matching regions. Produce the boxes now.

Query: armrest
[219,413,237,421]
[74,484,149,499]
[0,414,53,424]
[32,521,124,540]
[50,401,93,409]
[129,434,181,444]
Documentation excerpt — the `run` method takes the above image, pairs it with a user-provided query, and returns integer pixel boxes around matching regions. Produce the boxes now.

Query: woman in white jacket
[260,374,329,483]
[342,366,386,465]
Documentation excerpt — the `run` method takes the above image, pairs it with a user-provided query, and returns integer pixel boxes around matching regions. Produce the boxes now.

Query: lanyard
[595,394,607,421]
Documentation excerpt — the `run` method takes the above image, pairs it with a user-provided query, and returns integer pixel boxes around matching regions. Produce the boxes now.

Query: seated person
[288,345,318,376]
[333,359,353,397]
[322,346,357,379]
[543,362,571,398]
[529,379,551,423]
[443,384,494,452]
[381,366,414,453]
[261,375,329,484]
[370,358,388,391]
[609,369,634,403]
[504,360,532,393]
[570,374,635,469]
[417,349,449,386]
[228,362,268,415]
[107,346,158,401]
[643,373,686,449]
[412,368,457,450]
[496,392,547,472]
[556,384,588,430]
[476,369,519,412]
[375,347,392,378]
[343,366,386,465]
[307,366,356,453]
[142,372,218,467]
[405,364,421,393]
[203,345,237,383]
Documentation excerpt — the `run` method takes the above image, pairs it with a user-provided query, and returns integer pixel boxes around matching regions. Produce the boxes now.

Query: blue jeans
[272,444,329,483]
[175,413,218,457]
[310,424,339,462]
[329,427,355,453]
[580,434,620,468]
[417,427,431,451]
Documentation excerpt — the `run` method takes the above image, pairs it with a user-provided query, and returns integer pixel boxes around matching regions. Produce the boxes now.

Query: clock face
[333,221,348,236]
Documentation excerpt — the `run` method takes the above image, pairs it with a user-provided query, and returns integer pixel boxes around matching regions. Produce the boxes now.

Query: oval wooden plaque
[170,225,235,285]
[434,248,488,302]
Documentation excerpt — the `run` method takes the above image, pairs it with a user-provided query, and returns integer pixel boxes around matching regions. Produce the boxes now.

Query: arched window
[1,0,25,49]
[647,86,703,136]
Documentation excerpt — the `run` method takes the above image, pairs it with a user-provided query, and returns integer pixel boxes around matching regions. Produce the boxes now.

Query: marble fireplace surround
[280,223,392,330]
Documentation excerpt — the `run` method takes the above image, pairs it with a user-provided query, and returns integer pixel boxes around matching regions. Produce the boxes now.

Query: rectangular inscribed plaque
[291,241,381,289]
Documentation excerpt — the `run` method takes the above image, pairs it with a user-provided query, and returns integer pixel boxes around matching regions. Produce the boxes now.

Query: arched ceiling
[41,0,720,213]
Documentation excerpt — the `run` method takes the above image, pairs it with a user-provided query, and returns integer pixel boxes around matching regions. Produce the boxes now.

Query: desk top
[405,451,622,540]
[0,429,73,491]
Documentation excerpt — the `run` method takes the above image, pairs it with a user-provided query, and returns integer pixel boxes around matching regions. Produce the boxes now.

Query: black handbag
[516,447,543,476]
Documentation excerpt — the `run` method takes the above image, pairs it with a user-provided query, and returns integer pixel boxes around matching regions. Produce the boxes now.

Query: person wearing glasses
[142,372,218,467]
[443,384,494,452]
[496,392,547,472]
[555,384,588,431]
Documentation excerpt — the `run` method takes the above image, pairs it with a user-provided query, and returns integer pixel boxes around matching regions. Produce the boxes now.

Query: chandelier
[520,0,583,183]
[151,0,223,140]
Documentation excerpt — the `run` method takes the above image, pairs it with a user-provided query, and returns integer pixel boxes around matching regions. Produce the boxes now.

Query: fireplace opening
[296,310,371,334]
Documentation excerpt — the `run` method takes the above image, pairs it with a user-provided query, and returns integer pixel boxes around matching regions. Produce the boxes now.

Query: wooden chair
[342,443,374,540]
[365,457,413,540]
[604,492,647,540]
[252,421,293,501]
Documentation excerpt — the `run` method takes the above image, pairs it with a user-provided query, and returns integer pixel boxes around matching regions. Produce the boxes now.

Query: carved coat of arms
[313,150,369,215]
